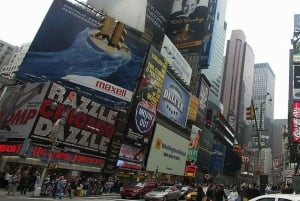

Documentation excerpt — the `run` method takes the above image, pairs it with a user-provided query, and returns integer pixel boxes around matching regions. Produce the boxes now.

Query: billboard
[87,0,173,48]
[160,35,192,86]
[209,143,224,174]
[200,0,218,67]
[146,123,189,176]
[31,82,118,157]
[166,0,209,55]
[295,14,300,32]
[157,72,190,127]
[87,0,147,32]
[195,75,210,128]
[125,46,168,146]
[0,82,49,139]
[293,32,300,63]
[185,125,202,176]
[16,0,149,110]
[292,101,300,143]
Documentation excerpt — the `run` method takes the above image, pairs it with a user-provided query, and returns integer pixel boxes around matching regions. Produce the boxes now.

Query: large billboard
[294,65,300,99]
[146,123,189,176]
[195,75,210,128]
[292,101,300,143]
[125,46,168,147]
[31,82,118,157]
[166,0,209,56]
[0,82,49,139]
[295,14,300,32]
[293,32,300,63]
[160,35,192,86]
[200,0,218,67]
[88,0,174,49]
[157,72,190,127]
[16,0,149,110]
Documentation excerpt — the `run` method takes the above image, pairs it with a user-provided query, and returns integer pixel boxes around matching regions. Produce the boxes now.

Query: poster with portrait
[166,0,209,54]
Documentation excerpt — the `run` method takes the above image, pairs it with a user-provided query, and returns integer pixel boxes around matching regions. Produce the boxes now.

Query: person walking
[196,183,205,201]
[216,184,227,201]
[228,186,239,201]
[8,172,20,196]
[54,175,66,199]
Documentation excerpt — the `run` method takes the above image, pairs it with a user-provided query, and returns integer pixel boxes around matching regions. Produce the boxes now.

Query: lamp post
[37,91,77,196]
[257,93,272,181]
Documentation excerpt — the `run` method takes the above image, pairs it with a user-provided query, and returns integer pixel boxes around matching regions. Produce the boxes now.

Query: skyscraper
[253,62,275,148]
[220,30,255,137]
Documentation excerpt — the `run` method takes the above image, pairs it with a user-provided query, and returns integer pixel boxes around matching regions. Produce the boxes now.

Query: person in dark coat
[216,184,227,201]
[196,183,205,201]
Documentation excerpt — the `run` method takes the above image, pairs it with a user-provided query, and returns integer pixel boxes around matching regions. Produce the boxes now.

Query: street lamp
[257,93,272,172]
[37,91,77,195]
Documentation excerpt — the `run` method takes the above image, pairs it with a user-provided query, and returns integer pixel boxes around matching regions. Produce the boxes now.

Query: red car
[120,181,157,199]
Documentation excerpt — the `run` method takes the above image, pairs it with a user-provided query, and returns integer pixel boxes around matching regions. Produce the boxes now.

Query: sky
[0,0,298,119]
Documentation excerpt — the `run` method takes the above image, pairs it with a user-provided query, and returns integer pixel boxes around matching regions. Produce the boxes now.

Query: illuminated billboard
[31,82,118,157]
[293,32,300,63]
[146,123,189,176]
[160,35,192,86]
[294,14,300,32]
[16,0,149,110]
[157,72,190,127]
[125,46,168,146]
[293,65,300,99]
[0,82,49,139]
[292,101,300,143]
[166,0,209,55]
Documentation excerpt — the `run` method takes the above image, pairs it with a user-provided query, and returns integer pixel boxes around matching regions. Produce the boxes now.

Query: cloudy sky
[0,0,299,119]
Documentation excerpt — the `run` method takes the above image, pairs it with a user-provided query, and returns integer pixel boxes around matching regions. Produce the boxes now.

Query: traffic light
[110,22,126,49]
[246,105,254,120]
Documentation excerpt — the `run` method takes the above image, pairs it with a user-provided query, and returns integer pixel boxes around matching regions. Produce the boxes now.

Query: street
[0,194,187,201]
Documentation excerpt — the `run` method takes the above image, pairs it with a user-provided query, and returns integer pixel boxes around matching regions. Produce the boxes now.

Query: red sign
[292,102,300,143]
[185,165,197,177]
[31,146,104,166]
[0,144,22,154]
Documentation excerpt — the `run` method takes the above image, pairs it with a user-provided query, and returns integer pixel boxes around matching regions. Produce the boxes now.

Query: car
[249,193,300,201]
[176,185,193,199]
[120,181,157,199]
[185,186,208,201]
[144,185,181,201]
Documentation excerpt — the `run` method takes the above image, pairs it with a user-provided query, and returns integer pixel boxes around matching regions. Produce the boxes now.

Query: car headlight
[186,194,191,198]
[133,189,140,193]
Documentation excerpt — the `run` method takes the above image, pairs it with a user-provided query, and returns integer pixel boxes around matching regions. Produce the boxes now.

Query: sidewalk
[0,187,119,199]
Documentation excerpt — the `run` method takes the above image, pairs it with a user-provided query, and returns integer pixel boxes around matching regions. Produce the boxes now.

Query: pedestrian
[8,172,20,195]
[216,184,227,201]
[196,183,205,201]
[19,173,30,195]
[54,175,66,199]
[228,186,239,201]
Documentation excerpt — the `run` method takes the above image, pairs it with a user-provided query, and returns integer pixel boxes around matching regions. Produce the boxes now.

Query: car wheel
[138,193,144,199]
[175,195,179,201]
[163,196,167,201]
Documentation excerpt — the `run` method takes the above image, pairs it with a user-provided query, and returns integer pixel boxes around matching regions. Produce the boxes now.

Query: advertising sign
[293,32,300,63]
[166,0,209,55]
[209,143,224,174]
[0,82,49,139]
[185,125,201,176]
[144,0,174,48]
[157,72,190,127]
[17,0,149,110]
[294,65,300,99]
[187,95,199,122]
[125,46,168,146]
[195,75,210,128]
[294,14,300,32]
[160,35,192,86]
[87,0,147,32]
[31,82,118,156]
[146,124,189,176]
[200,0,218,67]
[292,101,300,143]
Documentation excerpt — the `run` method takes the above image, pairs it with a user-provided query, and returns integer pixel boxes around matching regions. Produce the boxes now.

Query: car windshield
[153,186,170,192]
[181,186,189,190]
[130,182,145,187]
